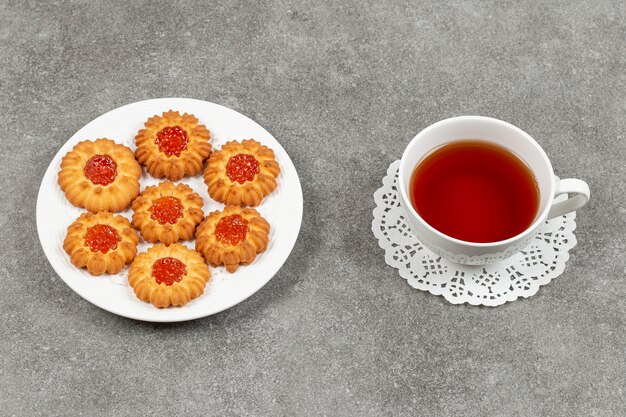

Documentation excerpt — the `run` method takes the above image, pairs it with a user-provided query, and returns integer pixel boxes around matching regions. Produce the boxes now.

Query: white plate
[37,98,303,322]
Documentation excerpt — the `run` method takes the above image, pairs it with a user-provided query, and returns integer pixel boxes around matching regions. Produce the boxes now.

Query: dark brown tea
[410,140,539,243]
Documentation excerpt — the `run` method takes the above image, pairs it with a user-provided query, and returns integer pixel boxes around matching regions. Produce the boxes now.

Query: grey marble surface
[1,1,625,416]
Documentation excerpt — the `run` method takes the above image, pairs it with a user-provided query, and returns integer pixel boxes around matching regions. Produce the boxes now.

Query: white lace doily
[372,160,578,306]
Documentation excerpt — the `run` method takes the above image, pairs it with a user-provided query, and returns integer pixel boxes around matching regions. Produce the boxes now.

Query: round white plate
[37,98,303,322]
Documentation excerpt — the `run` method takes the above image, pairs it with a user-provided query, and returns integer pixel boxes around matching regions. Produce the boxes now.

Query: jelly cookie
[203,139,280,206]
[128,243,210,308]
[63,211,139,275]
[135,110,211,181]
[195,206,270,272]
[131,181,204,245]
[58,139,141,212]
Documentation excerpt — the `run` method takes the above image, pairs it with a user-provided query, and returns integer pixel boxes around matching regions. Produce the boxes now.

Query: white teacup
[398,116,590,265]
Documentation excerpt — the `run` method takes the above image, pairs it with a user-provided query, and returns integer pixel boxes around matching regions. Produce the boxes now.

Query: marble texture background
[0,0,624,416]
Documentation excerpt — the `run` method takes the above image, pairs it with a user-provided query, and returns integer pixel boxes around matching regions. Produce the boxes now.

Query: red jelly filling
[85,224,121,253]
[84,154,117,185]
[226,154,260,183]
[152,257,186,286]
[149,196,184,225]
[155,126,189,157]
[215,214,249,246]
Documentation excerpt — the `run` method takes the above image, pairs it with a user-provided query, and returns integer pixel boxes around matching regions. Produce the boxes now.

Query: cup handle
[547,178,590,219]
